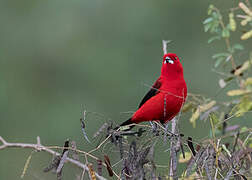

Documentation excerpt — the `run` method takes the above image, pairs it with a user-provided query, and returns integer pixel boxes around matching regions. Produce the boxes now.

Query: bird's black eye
[164,57,170,64]
[165,57,170,61]
[164,56,174,64]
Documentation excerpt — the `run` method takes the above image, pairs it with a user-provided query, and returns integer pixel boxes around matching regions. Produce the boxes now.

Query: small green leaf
[212,12,219,19]
[179,152,191,163]
[204,23,212,32]
[227,89,251,96]
[212,53,230,59]
[231,97,252,116]
[182,103,193,113]
[233,44,244,51]
[245,77,252,86]
[210,25,221,33]
[208,36,221,43]
[214,57,225,68]
[229,13,236,31]
[243,132,252,146]
[222,28,230,38]
[190,107,200,128]
[203,17,213,24]
[224,76,234,82]
[240,127,248,133]
[222,144,231,157]
[209,113,219,139]
[208,4,214,15]
[210,113,219,126]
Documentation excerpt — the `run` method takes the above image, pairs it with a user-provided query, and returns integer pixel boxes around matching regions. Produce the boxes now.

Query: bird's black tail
[117,118,135,131]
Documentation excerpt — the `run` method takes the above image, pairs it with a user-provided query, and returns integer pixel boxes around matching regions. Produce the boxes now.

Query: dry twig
[0,136,107,180]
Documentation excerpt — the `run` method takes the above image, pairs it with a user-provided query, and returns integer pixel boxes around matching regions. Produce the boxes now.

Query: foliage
[180,1,252,179]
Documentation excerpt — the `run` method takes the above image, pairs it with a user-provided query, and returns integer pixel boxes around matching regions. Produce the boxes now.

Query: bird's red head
[161,53,184,79]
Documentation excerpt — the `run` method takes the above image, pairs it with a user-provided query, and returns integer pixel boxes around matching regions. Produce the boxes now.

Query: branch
[169,117,178,180]
[0,136,107,180]
[162,40,172,55]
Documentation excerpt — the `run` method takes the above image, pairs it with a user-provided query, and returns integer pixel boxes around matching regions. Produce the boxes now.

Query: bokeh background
[0,0,250,179]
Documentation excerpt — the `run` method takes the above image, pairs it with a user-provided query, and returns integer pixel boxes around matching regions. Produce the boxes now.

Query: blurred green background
[0,0,250,179]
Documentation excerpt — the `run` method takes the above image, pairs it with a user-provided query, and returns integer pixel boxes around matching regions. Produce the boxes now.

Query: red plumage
[120,53,187,127]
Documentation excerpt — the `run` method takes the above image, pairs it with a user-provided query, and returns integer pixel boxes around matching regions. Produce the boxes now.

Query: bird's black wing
[138,78,161,109]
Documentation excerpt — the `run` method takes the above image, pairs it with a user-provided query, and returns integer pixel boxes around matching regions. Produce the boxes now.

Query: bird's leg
[109,126,146,144]
[115,128,146,137]
[161,122,184,139]
[163,123,169,143]
[149,121,160,136]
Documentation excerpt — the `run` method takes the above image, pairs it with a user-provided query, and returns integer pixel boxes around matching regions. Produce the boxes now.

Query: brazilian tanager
[120,53,187,128]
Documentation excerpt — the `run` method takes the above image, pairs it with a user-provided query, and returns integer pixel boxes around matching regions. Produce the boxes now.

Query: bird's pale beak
[168,60,174,64]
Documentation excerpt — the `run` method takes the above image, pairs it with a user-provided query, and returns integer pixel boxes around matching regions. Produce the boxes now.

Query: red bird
[120,53,187,128]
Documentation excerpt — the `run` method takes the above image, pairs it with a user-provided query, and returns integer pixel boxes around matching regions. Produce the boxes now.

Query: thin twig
[88,134,112,154]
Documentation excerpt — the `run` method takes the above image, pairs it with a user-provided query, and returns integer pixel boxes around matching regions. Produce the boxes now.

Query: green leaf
[208,4,214,15]
[190,107,200,128]
[212,53,230,59]
[227,89,251,96]
[207,18,220,33]
[204,23,212,32]
[212,12,222,21]
[233,44,244,51]
[212,12,218,19]
[243,132,252,146]
[240,127,248,133]
[209,113,219,139]
[211,26,221,34]
[214,57,225,68]
[228,44,244,53]
[245,77,252,86]
[179,152,191,163]
[224,76,234,82]
[203,17,213,24]
[208,36,221,43]
[210,113,219,126]
[182,102,193,113]
[222,28,230,38]
[222,144,231,157]
[232,97,252,116]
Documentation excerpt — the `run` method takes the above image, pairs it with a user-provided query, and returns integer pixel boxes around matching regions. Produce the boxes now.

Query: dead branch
[0,136,107,180]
